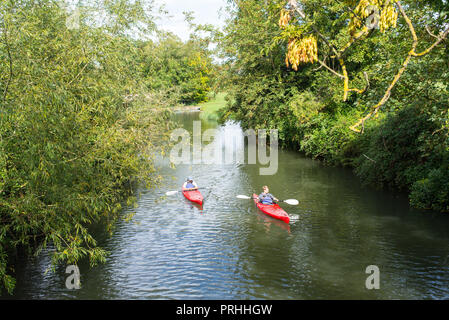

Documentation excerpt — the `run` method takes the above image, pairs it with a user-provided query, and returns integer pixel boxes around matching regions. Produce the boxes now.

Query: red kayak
[183,188,203,205]
[253,194,290,224]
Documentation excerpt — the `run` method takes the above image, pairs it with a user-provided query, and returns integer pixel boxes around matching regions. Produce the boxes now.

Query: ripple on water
[7,116,449,300]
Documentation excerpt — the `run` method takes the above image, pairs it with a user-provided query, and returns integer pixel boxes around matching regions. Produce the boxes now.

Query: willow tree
[0,0,172,295]
[278,0,449,132]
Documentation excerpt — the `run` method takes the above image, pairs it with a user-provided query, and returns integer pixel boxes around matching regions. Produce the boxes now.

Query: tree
[218,0,449,212]
[0,0,171,294]
[277,0,449,132]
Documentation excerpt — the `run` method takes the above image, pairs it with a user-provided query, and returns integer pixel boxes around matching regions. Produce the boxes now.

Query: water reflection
[4,111,449,300]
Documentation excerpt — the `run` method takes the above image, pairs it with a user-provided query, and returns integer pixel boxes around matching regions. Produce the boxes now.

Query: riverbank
[198,93,228,121]
[173,105,202,112]
[171,93,227,118]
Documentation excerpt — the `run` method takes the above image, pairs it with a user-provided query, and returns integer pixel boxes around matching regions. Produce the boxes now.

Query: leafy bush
[139,35,212,105]
[410,164,449,212]
[288,90,324,124]
[299,112,359,166]
[355,106,444,190]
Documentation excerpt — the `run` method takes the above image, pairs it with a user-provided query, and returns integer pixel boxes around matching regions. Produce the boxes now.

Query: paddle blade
[165,191,179,196]
[284,199,299,205]
[236,195,252,200]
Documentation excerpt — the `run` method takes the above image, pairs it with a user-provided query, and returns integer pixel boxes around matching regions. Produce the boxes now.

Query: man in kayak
[258,185,279,205]
[182,177,199,191]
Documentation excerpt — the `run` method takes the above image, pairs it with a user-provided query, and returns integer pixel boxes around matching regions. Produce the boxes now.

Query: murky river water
[5,111,449,299]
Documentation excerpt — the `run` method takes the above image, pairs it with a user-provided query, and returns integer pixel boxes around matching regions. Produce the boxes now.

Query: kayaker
[258,186,279,205]
[182,177,198,191]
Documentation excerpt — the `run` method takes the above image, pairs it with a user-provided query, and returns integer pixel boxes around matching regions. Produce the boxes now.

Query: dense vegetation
[218,0,449,212]
[138,32,212,105]
[0,0,213,294]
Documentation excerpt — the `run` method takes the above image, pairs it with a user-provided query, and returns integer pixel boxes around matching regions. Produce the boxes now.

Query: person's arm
[182,182,187,189]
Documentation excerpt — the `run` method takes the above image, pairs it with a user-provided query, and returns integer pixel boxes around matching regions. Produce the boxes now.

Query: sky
[154,0,229,41]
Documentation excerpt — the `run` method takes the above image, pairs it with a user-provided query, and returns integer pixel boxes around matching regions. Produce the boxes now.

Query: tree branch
[317,58,345,78]
[412,26,449,57]
[291,6,367,101]
[350,1,447,133]
[67,60,90,86]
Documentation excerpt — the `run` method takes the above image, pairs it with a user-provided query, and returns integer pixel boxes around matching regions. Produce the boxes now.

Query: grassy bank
[198,92,228,121]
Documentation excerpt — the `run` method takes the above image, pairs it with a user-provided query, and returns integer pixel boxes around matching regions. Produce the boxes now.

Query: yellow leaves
[348,0,373,36]
[379,3,398,33]
[279,7,317,70]
[279,9,291,28]
[348,0,398,36]
[285,36,318,71]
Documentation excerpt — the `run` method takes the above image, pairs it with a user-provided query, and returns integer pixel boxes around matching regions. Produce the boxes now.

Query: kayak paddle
[236,195,299,205]
[166,188,204,196]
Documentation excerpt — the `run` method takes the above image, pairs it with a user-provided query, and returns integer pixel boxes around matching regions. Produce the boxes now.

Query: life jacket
[185,182,195,189]
[259,193,274,205]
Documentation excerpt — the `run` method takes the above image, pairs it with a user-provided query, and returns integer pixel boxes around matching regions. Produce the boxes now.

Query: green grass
[197,92,227,121]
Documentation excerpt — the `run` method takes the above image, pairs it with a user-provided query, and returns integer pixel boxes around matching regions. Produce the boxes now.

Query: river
[5,111,449,299]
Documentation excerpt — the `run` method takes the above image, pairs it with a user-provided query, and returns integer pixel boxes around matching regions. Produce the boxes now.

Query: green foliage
[139,33,213,105]
[288,90,324,124]
[219,0,449,212]
[410,164,449,212]
[354,106,446,189]
[0,0,209,295]
[299,112,360,166]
